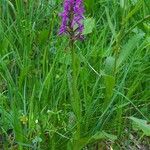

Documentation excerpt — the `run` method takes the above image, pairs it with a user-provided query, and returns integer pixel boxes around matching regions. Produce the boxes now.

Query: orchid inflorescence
[59,0,84,41]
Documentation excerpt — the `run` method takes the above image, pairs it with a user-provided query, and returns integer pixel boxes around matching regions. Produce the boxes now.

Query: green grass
[0,0,150,149]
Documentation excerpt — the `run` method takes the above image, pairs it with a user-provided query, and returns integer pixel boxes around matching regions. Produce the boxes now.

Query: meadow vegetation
[0,0,150,149]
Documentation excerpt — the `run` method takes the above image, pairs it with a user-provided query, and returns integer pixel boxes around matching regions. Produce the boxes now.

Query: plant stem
[70,40,81,140]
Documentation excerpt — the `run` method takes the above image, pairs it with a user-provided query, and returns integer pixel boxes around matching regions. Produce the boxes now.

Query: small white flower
[35,119,38,124]
[47,110,52,113]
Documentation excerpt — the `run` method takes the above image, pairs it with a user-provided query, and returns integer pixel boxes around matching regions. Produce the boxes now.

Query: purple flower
[59,0,84,40]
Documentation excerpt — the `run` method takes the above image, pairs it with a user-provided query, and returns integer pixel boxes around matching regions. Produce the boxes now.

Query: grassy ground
[0,0,150,149]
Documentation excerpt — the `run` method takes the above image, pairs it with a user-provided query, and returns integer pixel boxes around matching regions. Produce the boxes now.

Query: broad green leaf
[117,34,143,68]
[130,117,150,136]
[71,131,117,150]
[83,18,95,35]
[104,75,115,100]
[105,56,115,75]
[90,131,117,142]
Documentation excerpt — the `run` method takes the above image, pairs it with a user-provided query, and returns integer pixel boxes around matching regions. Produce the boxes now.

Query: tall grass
[0,0,150,149]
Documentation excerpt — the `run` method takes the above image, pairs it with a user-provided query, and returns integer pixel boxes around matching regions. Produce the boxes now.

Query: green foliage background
[0,0,150,149]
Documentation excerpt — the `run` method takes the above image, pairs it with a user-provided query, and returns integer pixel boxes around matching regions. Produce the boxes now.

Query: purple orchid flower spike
[59,0,84,41]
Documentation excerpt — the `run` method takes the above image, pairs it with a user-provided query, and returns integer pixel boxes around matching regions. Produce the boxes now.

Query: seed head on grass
[59,0,84,41]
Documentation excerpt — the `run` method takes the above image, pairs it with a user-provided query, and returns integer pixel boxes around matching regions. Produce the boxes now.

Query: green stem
[70,41,81,140]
